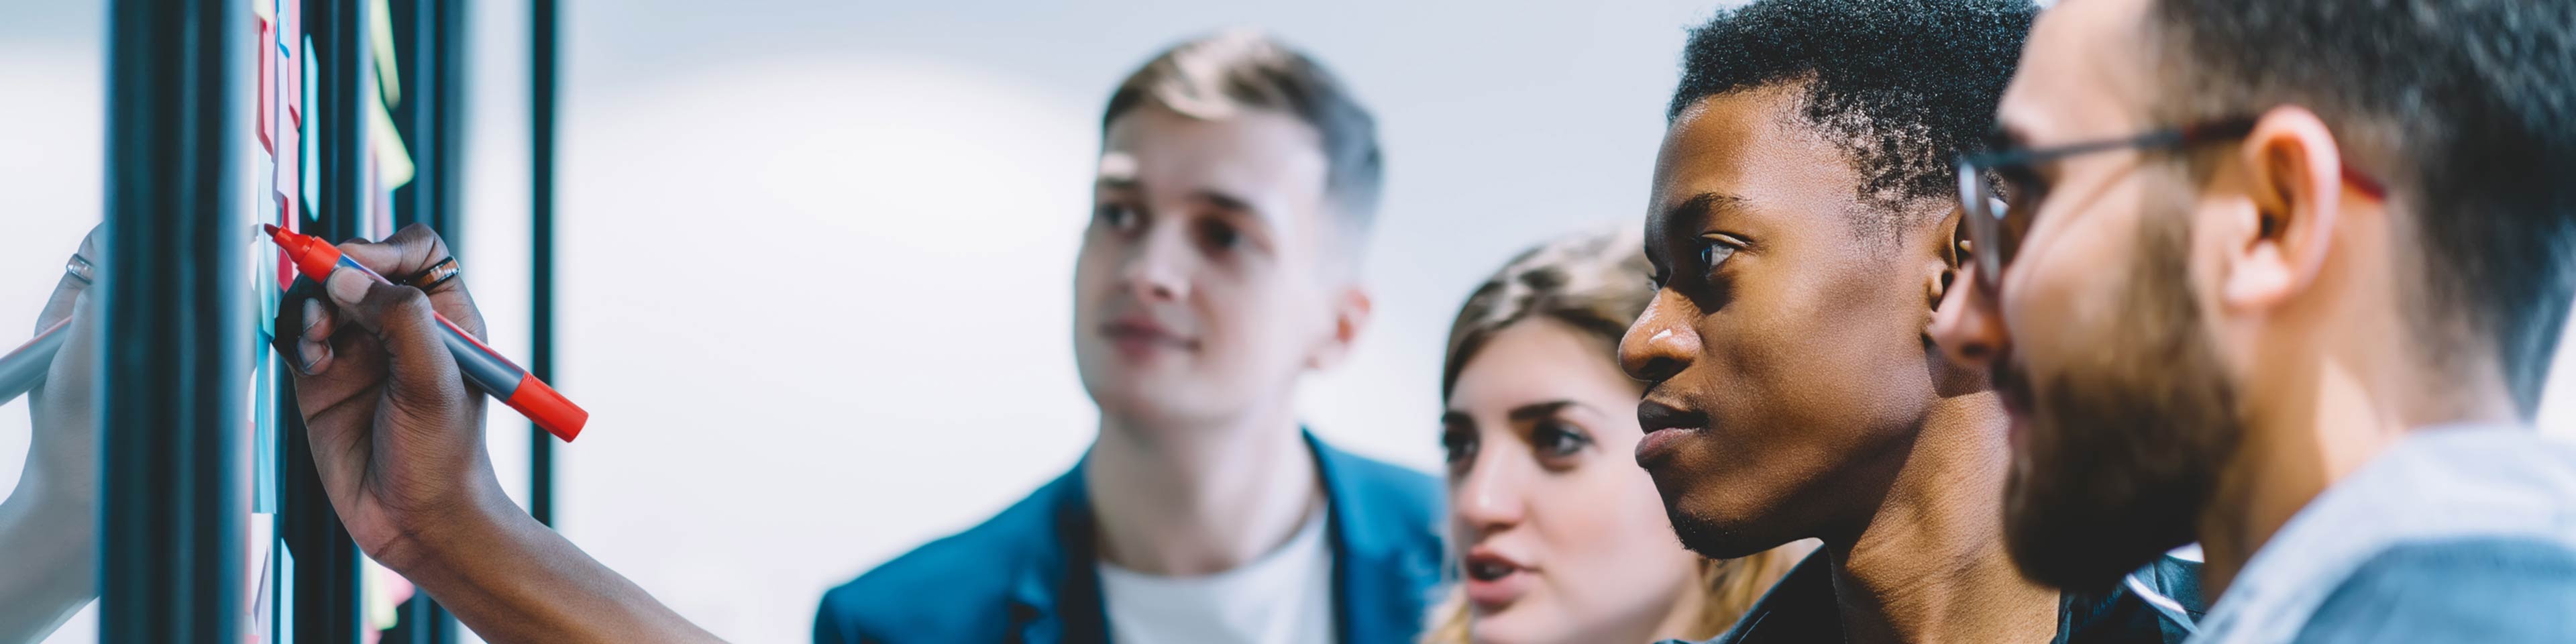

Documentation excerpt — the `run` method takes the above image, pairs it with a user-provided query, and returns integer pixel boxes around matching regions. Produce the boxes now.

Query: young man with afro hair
[1621,0,2201,641]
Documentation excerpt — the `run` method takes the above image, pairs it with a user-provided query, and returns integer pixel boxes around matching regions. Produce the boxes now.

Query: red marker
[265,224,587,441]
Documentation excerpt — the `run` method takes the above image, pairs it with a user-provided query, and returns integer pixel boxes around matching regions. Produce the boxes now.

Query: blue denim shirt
[2189,426,2576,644]
[812,431,1444,644]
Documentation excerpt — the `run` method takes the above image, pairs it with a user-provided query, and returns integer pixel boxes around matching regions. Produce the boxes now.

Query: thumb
[325,269,468,411]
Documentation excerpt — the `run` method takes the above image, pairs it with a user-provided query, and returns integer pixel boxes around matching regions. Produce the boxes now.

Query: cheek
[2008,232,2134,368]
[1203,277,1326,358]
[1536,465,1693,592]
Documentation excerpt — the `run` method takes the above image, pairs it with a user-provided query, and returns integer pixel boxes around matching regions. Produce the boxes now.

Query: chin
[1081,377,1226,426]
[1663,498,1777,560]
[1468,610,1570,644]
[1648,464,1784,560]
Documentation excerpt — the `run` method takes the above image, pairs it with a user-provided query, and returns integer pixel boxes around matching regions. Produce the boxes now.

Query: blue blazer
[815,431,1444,643]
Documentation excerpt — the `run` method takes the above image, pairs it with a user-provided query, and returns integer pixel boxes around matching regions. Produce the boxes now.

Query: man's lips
[1635,398,1708,466]
[1990,350,2035,416]
[1099,318,1197,352]
[1990,350,2035,447]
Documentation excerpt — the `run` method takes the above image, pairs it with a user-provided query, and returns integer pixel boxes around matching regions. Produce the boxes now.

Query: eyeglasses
[1952,117,2387,294]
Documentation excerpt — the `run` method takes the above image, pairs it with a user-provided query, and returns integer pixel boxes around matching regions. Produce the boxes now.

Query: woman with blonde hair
[1425,229,1810,644]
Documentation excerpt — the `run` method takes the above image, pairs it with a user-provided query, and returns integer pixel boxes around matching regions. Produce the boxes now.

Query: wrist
[12,464,97,523]
[374,480,530,580]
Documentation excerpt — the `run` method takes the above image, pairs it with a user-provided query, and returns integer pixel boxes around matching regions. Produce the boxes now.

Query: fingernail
[303,299,323,333]
[295,339,323,374]
[327,269,370,305]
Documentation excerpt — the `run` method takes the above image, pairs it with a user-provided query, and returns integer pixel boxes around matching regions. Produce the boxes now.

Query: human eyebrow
[1505,400,1580,423]
[1664,192,1748,227]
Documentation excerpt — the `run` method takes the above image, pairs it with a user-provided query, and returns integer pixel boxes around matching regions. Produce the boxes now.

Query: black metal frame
[531,0,560,528]
[386,0,468,640]
[279,0,374,641]
[99,1,248,641]
[97,0,554,639]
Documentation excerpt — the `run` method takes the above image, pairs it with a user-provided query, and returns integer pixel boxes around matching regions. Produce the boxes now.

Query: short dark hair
[2146,0,2576,415]
[1104,30,1385,234]
[1669,0,2035,225]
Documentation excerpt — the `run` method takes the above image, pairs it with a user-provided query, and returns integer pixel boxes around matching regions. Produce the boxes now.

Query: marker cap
[506,372,588,442]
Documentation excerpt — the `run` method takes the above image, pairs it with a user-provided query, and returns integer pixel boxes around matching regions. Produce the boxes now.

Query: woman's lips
[1463,549,1533,610]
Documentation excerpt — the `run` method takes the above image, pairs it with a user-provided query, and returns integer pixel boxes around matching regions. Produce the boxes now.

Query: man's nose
[1620,292,1699,384]
[1118,227,1189,303]
[1931,265,2010,370]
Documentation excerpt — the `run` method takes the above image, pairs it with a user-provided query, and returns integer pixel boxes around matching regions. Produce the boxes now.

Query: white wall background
[5,2,2576,643]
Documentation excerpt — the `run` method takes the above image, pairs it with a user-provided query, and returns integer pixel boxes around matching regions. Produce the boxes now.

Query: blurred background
[3,1,2573,643]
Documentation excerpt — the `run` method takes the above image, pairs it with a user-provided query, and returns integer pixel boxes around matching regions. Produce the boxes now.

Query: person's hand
[274,223,504,571]
[24,224,101,514]
[276,224,720,643]
[0,225,105,642]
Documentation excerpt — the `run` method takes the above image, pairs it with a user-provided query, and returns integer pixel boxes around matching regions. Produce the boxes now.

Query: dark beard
[2000,211,2245,593]
[1666,498,1757,559]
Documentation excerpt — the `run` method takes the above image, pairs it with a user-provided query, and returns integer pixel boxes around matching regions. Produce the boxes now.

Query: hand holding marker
[266,224,588,441]
[0,226,586,441]
[0,318,68,402]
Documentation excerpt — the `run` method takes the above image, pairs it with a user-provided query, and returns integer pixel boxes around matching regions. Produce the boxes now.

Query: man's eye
[1997,167,2047,218]
[1698,241,1737,272]
[1200,221,1242,251]
[1532,421,1591,459]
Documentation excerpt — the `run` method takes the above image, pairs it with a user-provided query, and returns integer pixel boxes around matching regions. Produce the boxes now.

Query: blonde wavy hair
[1424,228,1810,643]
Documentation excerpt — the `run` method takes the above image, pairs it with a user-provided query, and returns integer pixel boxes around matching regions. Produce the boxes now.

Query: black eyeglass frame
[1952,117,2386,294]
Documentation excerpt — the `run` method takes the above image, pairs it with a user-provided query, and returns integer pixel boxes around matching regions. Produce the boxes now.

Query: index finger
[332,223,486,341]
[35,224,103,333]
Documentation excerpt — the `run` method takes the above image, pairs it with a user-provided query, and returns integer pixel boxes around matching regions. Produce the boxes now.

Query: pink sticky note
[257,17,274,154]
[277,0,301,129]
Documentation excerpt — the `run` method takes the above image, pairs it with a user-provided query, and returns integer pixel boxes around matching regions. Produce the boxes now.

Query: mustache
[1990,349,2035,411]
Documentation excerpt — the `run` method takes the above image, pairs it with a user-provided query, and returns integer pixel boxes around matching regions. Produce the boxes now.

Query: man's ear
[1926,203,1969,314]
[1923,203,1989,396]
[2223,105,2348,311]
[1307,285,1372,371]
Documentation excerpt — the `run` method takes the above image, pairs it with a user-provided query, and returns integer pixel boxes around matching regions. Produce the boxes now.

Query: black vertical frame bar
[280,0,372,641]
[386,0,465,641]
[99,1,246,641]
[392,0,464,246]
[530,0,559,527]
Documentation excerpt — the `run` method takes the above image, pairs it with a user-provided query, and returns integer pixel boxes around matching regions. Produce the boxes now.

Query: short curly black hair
[1670,0,2035,221]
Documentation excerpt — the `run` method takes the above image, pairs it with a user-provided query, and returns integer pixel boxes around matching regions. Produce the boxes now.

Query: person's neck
[1085,402,1322,577]
[2196,320,2516,598]
[1640,565,1717,643]
[1827,392,2059,644]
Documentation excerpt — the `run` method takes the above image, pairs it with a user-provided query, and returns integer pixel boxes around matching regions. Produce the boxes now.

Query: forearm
[0,473,96,642]
[390,493,721,643]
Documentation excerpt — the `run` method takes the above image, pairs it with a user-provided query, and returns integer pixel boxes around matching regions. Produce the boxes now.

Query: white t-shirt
[1096,507,1335,644]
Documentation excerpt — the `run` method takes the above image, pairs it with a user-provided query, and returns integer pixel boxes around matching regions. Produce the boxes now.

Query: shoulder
[1310,438,1442,561]
[814,476,1082,643]
[2291,537,2576,644]
[1317,442,1440,517]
